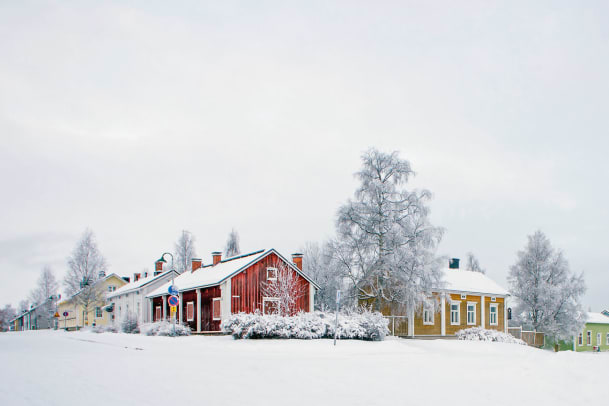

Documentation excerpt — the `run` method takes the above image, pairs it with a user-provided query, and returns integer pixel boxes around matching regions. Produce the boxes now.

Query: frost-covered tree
[224,229,241,258]
[0,304,17,331]
[261,261,307,316]
[64,229,108,327]
[508,230,585,339]
[465,252,485,274]
[28,266,59,327]
[174,230,196,274]
[301,241,341,311]
[332,148,444,313]
[18,299,29,314]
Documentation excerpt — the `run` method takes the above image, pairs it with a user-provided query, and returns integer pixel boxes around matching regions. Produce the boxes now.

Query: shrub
[456,327,526,345]
[121,312,140,334]
[221,309,389,341]
[91,324,118,333]
[140,321,191,337]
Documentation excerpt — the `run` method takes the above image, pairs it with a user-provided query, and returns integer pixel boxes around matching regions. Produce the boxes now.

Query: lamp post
[157,252,176,335]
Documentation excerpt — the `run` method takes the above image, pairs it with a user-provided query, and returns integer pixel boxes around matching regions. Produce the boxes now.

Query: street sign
[168,285,178,295]
[336,290,341,304]
[168,295,179,306]
[62,311,68,317]
[170,306,177,313]
[53,312,60,318]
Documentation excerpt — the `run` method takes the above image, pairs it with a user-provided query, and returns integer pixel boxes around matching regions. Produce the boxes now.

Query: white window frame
[597,332,601,346]
[460,294,466,300]
[95,307,102,318]
[212,298,221,320]
[491,297,496,302]
[489,303,498,326]
[423,306,434,325]
[606,333,609,346]
[186,302,194,322]
[466,302,476,325]
[587,331,592,346]
[262,297,279,315]
[266,267,278,281]
[450,301,461,325]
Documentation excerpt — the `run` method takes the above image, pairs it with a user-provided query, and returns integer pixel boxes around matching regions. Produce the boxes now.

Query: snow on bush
[456,327,526,345]
[140,321,191,337]
[121,312,140,334]
[91,325,118,334]
[221,310,389,341]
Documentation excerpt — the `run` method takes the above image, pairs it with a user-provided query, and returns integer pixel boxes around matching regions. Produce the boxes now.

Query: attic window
[266,267,278,281]
[491,297,496,302]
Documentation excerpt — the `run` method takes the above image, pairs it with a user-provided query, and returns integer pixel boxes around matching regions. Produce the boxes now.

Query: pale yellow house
[57,273,127,330]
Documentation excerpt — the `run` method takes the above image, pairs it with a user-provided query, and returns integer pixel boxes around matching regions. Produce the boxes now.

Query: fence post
[392,317,395,336]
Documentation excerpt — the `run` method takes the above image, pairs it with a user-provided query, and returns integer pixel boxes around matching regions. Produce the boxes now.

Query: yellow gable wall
[57,275,126,329]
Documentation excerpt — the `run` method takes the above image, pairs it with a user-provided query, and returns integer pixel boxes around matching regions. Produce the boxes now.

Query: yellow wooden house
[57,273,127,330]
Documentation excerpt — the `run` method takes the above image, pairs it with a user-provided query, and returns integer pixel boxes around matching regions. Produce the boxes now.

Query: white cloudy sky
[1,1,608,311]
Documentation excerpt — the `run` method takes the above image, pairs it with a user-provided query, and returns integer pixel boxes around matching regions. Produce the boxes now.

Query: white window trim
[597,332,601,346]
[606,333,609,346]
[466,302,476,325]
[186,302,194,322]
[423,306,434,325]
[450,301,461,325]
[489,303,499,326]
[491,297,496,302]
[586,330,592,346]
[212,298,221,321]
[266,267,278,281]
[460,294,466,300]
[262,297,279,315]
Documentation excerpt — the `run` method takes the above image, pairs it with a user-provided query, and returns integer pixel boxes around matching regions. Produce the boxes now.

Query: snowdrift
[456,327,526,344]
[221,310,389,340]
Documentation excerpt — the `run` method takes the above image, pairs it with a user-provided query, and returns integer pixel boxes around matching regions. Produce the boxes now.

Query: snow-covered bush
[121,312,139,334]
[91,324,118,334]
[221,309,389,341]
[456,327,526,345]
[140,321,191,337]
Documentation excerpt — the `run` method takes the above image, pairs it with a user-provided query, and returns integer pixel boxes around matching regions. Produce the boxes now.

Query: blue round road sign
[62,311,68,317]
[168,295,179,306]
[168,285,178,295]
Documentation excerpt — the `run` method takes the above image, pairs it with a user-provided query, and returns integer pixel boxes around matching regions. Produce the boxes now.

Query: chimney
[133,273,141,282]
[212,252,222,265]
[449,258,460,269]
[191,258,202,272]
[155,260,164,272]
[292,253,303,271]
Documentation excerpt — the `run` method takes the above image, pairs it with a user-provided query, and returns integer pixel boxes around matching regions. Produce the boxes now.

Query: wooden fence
[384,316,409,336]
[508,326,545,347]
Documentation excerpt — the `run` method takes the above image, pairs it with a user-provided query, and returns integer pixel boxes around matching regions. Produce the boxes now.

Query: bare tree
[28,266,59,327]
[224,229,241,258]
[0,304,17,331]
[64,229,108,327]
[261,261,307,316]
[174,230,197,274]
[18,299,29,313]
[465,252,486,274]
[508,230,586,339]
[301,241,340,311]
[331,148,444,313]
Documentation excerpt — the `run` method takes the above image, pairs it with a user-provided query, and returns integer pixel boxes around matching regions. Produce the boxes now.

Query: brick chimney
[191,258,202,272]
[292,253,303,271]
[449,258,460,269]
[212,252,222,265]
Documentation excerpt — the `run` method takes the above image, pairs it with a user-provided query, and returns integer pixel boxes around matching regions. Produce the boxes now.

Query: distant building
[10,298,55,331]
[573,313,609,352]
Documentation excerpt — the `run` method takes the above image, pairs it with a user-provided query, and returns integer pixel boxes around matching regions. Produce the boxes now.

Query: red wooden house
[146,248,319,332]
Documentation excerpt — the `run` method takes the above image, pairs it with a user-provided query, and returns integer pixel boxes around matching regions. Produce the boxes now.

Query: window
[587,331,591,346]
[606,333,609,346]
[578,333,583,346]
[450,302,460,325]
[491,297,496,302]
[95,307,102,318]
[187,302,194,321]
[212,298,221,320]
[266,267,278,281]
[597,333,601,346]
[107,286,114,292]
[460,294,466,300]
[263,297,279,315]
[155,306,161,321]
[489,303,498,325]
[467,302,476,325]
[423,306,434,325]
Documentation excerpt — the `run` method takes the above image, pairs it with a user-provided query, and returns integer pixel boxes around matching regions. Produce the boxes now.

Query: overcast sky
[2,1,608,311]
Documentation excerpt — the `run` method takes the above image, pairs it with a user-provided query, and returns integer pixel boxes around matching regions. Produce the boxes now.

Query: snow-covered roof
[59,273,123,304]
[107,270,177,299]
[437,268,509,296]
[147,249,319,298]
[586,312,609,324]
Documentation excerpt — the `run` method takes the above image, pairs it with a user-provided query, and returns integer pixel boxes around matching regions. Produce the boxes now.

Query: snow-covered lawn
[0,330,604,406]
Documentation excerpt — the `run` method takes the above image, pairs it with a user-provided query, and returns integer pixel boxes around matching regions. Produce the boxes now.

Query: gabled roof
[437,268,509,296]
[147,249,320,298]
[107,269,177,299]
[58,272,123,305]
[9,297,53,322]
[586,312,609,324]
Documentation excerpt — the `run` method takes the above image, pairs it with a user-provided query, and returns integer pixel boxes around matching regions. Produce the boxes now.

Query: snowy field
[0,330,604,406]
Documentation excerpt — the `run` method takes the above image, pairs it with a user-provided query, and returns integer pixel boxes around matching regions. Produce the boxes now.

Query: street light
[157,252,177,335]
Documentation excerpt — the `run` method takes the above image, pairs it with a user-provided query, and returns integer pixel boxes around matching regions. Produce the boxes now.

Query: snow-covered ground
[0,330,604,406]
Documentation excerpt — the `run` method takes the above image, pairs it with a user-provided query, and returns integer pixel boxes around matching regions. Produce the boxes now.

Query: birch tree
[332,148,444,313]
[301,241,340,311]
[64,229,108,327]
[28,266,59,326]
[0,304,17,331]
[174,230,197,274]
[465,252,485,274]
[224,229,241,258]
[508,230,585,339]
[261,261,307,316]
